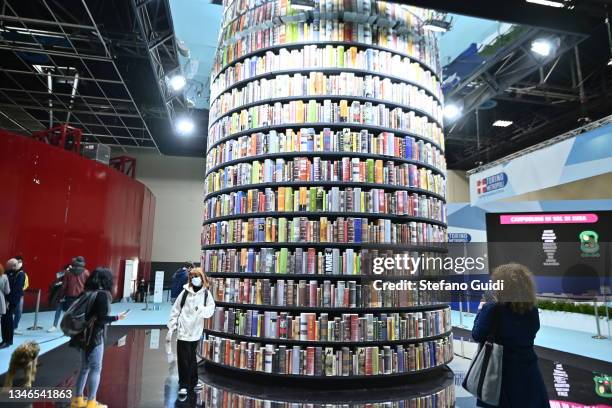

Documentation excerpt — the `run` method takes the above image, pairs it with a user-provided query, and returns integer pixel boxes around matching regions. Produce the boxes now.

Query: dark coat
[6,269,25,307]
[472,303,550,408]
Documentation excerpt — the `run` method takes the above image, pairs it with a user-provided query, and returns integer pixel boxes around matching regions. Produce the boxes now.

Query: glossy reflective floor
[0,326,610,408]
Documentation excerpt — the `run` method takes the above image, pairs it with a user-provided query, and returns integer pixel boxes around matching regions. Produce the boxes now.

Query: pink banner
[500,213,599,225]
[550,401,612,408]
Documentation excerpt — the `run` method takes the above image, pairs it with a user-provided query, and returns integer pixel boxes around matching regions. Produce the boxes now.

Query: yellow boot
[70,396,87,408]
[86,400,107,408]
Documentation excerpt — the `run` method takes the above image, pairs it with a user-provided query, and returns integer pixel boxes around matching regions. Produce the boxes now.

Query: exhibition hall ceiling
[0,0,610,166]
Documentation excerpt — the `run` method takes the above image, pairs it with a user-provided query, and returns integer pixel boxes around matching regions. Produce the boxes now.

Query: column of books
[202,0,452,384]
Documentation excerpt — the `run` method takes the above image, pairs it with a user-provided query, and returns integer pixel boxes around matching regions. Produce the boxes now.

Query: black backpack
[60,291,98,337]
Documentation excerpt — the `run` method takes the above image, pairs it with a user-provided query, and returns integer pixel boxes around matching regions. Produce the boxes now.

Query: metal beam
[0,44,111,61]
[392,0,598,35]
[0,103,142,117]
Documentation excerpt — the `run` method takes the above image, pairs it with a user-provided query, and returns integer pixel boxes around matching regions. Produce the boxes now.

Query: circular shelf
[202,212,446,227]
[212,41,440,84]
[205,151,446,178]
[213,301,449,313]
[202,358,450,380]
[207,272,445,281]
[207,122,444,154]
[202,243,446,252]
[210,95,442,129]
[211,67,443,106]
[204,181,446,201]
[202,328,453,347]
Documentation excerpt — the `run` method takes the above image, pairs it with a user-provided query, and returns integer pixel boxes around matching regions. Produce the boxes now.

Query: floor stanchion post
[592,298,607,339]
[27,289,43,331]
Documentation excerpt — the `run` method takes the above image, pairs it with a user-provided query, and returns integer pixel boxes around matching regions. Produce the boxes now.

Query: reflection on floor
[0,326,610,408]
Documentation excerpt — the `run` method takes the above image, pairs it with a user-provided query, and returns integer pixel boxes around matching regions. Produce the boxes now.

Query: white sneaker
[178,388,188,401]
[14,330,23,335]
[47,326,57,332]
[194,380,204,390]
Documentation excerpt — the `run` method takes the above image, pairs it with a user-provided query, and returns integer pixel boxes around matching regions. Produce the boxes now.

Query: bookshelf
[203,0,450,380]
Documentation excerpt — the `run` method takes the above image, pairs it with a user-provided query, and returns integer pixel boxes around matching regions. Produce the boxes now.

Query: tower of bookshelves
[201,0,452,386]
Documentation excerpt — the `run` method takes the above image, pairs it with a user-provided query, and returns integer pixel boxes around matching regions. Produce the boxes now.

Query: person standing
[47,264,70,332]
[166,267,215,401]
[12,256,28,335]
[0,264,10,348]
[1,259,23,348]
[69,267,129,408]
[472,263,549,408]
[170,262,193,303]
[63,256,89,309]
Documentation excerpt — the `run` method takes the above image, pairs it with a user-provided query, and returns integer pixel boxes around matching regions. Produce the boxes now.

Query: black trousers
[177,340,199,390]
[1,304,15,345]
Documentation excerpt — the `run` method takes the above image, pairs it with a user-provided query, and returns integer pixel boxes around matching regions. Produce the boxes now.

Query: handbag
[462,305,503,406]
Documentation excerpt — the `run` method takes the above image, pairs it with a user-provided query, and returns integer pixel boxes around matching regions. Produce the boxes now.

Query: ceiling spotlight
[493,120,513,127]
[423,19,452,33]
[531,38,555,57]
[169,74,187,92]
[608,58,612,66]
[290,0,315,10]
[443,103,462,120]
[526,0,565,7]
[175,117,195,135]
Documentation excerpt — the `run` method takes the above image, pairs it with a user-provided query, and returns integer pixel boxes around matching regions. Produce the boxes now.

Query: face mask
[191,277,202,287]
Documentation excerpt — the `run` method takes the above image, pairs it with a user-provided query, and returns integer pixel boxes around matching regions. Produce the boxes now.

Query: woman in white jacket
[166,267,215,400]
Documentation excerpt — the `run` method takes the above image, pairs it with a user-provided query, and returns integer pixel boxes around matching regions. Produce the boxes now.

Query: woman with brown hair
[166,267,215,401]
[472,263,549,408]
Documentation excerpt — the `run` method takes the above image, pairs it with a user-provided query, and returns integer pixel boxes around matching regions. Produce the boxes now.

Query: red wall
[0,130,155,305]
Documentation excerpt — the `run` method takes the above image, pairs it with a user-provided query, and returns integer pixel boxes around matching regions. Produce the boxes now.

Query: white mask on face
[191,277,202,287]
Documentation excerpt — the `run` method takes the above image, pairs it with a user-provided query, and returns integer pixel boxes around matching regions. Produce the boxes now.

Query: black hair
[15,256,23,261]
[85,267,114,291]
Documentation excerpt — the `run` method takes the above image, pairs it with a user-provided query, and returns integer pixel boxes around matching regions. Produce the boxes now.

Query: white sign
[153,271,164,304]
[149,329,160,349]
[123,259,138,300]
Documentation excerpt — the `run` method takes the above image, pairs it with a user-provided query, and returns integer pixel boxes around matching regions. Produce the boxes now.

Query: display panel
[485,211,611,294]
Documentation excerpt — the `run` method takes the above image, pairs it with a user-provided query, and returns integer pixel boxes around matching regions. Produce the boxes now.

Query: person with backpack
[165,267,215,401]
[170,262,193,303]
[49,257,89,333]
[66,267,129,408]
[12,256,27,335]
[1,258,24,348]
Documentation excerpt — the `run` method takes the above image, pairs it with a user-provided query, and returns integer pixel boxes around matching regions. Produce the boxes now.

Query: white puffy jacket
[167,284,215,342]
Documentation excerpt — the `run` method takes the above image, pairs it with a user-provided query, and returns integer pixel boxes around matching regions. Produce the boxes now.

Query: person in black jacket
[1,258,24,349]
[472,263,549,408]
[69,268,128,408]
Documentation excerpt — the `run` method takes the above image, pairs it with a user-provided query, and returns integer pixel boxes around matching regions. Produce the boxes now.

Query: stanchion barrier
[142,282,151,311]
[458,293,468,329]
[592,298,607,340]
[27,289,43,331]
[604,293,611,340]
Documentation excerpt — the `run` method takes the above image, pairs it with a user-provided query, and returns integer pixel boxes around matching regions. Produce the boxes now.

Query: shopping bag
[462,304,503,405]
[462,339,503,405]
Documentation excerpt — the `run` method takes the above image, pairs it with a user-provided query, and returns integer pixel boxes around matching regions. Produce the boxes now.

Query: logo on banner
[579,230,600,258]
[476,172,508,195]
[448,232,472,243]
